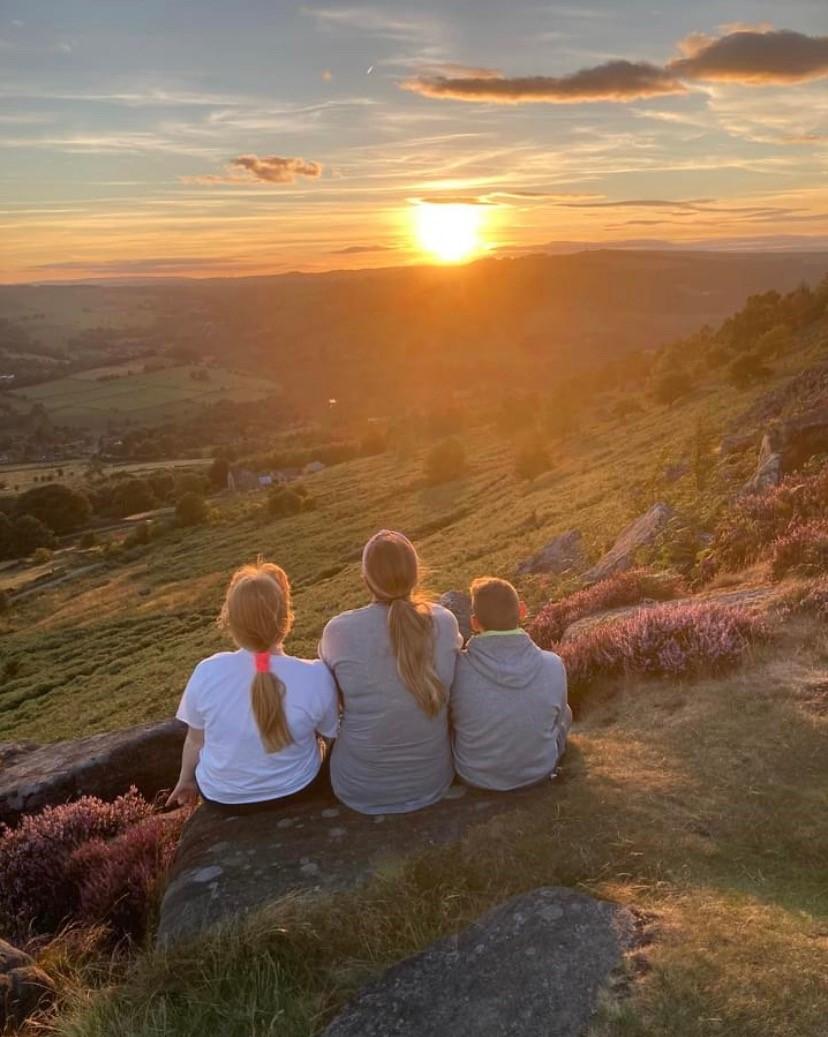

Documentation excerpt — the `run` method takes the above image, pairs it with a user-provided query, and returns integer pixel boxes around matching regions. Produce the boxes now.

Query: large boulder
[742,430,783,494]
[0,939,55,1030]
[516,530,585,577]
[322,888,640,1037]
[158,782,555,945]
[0,718,185,827]
[439,590,472,642]
[781,405,828,471]
[582,504,673,585]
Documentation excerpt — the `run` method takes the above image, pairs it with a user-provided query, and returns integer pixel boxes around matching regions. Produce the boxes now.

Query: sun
[414,203,484,263]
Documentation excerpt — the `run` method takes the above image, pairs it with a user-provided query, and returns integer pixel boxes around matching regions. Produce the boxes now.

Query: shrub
[31,546,53,565]
[267,486,304,518]
[770,519,828,579]
[557,602,765,689]
[0,789,153,940]
[528,569,684,648]
[710,466,828,571]
[111,478,157,518]
[12,513,56,557]
[79,530,98,549]
[176,491,208,527]
[424,437,466,485]
[779,577,828,619]
[515,437,551,480]
[124,521,152,549]
[68,812,188,940]
[729,353,772,389]
[15,483,91,534]
[653,370,692,406]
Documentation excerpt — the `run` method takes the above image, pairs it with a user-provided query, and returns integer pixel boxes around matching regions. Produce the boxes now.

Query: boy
[451,577,571,791]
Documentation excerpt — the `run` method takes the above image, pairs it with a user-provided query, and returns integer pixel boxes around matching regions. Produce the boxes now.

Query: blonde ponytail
[219,560,295,753]
[362,530,447,717]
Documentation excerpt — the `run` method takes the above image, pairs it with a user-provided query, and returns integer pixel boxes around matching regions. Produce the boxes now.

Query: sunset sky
[1,1,827,282]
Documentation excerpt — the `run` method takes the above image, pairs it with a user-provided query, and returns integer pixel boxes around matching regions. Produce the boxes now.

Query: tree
[12,514,56,556]
[515,436,551,480]
[111,478,157,518]
[208,456,230,489]
[175,492,208,527]
[424,437,467,485]
[653,370,692,407]
[15,484,91,535]
[267,487,304,518]
[728,354,772,389]
[0,512,14,560]
[692,420,715,492]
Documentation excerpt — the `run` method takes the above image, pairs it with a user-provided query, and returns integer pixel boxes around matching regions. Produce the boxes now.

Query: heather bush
[0,789,152,941]
[710,466,828,571]
[778,577,828,619]
[770,519,828,579]
[556,602,765,689]
[528,569,684,648]
[68,811,189,940]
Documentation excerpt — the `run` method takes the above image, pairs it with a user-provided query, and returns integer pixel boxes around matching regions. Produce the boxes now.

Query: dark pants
[199,753,335,816]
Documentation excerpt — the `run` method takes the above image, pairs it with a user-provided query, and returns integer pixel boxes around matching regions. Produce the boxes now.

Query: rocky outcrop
[439,590,472,642]
[0,939,55,1030]
[582,504,673,585]
[516,530,585,577]
[322,888,641,1037]
[0,719,185,827]
[743,431,783,494]
[158,782,555,945]
[742,405,828,494]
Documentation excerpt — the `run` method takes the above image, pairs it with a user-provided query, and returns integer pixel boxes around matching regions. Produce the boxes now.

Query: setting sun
[414,203,485,263]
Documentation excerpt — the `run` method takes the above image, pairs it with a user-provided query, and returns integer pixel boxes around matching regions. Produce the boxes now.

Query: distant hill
[2,249,827,417]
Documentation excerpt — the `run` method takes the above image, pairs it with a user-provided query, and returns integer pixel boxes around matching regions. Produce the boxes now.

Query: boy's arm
[166,726,204,807]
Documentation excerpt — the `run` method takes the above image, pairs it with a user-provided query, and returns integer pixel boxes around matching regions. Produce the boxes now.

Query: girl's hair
[218,560,295,753]
[361,530,446,718]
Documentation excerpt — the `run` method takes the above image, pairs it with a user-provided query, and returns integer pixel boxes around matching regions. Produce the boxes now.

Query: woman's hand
[166,778,198,809]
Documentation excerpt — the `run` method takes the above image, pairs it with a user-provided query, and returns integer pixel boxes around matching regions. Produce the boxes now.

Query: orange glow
[413,203,485,263]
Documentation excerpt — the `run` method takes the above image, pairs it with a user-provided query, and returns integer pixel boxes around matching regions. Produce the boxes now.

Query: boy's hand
[165,779,198,809]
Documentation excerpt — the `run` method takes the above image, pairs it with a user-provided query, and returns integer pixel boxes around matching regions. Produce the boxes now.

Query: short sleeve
[315,664,340,738]
[176,663,206,730]
[318,617,339,670]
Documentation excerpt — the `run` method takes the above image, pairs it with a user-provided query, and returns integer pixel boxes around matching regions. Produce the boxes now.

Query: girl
[320,530,461,815]
[167,560,338,813]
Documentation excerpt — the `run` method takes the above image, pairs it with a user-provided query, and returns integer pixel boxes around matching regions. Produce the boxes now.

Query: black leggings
[199,754,335,816]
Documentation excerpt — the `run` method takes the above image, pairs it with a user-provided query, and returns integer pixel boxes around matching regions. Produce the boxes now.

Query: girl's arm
[166,725,205,808]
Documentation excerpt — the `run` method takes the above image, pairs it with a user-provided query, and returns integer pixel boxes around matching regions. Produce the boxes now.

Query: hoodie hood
[463,631,545,689]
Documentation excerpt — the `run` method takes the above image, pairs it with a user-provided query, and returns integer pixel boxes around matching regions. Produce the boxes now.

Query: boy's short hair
[470,576,521,631]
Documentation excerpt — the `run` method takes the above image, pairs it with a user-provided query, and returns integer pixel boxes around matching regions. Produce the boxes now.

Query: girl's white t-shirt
[176,649,339,805]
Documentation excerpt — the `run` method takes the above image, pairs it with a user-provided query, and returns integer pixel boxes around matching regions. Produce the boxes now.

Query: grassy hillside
[2,311,826,743]
[3,300,826,1037]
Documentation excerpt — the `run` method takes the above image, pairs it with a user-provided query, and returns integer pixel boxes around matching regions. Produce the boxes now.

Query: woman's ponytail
[250,668,293,753]
[363,530,447,717]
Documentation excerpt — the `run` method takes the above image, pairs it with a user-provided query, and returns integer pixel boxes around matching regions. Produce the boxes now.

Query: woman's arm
[166,725,205,808]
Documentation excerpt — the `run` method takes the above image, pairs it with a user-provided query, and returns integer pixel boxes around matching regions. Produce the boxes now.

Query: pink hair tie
[254,651,270,673]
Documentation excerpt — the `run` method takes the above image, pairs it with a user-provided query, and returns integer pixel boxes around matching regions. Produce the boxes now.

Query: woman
[167,560,338,813]
[320,530,461,814]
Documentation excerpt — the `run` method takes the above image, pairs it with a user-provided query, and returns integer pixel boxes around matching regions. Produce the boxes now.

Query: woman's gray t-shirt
[320,603,461,815]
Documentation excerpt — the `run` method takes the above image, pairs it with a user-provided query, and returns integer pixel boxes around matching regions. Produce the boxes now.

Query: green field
[7,365,279,427]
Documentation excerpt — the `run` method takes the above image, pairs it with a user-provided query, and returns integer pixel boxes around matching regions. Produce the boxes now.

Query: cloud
[669,28,828,84]
[230,154,322,183]
[401,27,828,106]
[33,256,240,274]
[304,6,437,43]
[402,60,686,104]
[186,154,323,186]
[330,244,394,254]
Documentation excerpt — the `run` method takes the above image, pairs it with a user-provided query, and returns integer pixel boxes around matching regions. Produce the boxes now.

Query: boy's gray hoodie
[450,631,571,791]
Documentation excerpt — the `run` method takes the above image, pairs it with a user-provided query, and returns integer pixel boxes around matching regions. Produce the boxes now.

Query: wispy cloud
[330,243,394,254]
[303,6,439,43]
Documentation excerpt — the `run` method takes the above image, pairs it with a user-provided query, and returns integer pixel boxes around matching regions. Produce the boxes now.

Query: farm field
[6,365,279,427]
[0,457,212,495]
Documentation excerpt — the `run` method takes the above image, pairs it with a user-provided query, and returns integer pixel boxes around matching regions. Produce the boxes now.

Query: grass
[7,365,278,428]
[0,458,210,497]
[40,620,828,1036]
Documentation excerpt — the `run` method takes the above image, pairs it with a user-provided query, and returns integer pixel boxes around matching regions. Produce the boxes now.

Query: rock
[322,888,639,1037]
[781,404,828,471]
[516,530,585,577]
[0,742,39,768]
[0,718,185,827]
[439,591,472,642]
[742,430,783,494]
[158,782,555,945]
[663,462,689,483]
[0,939,55,1030]
[582,504,673,585]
